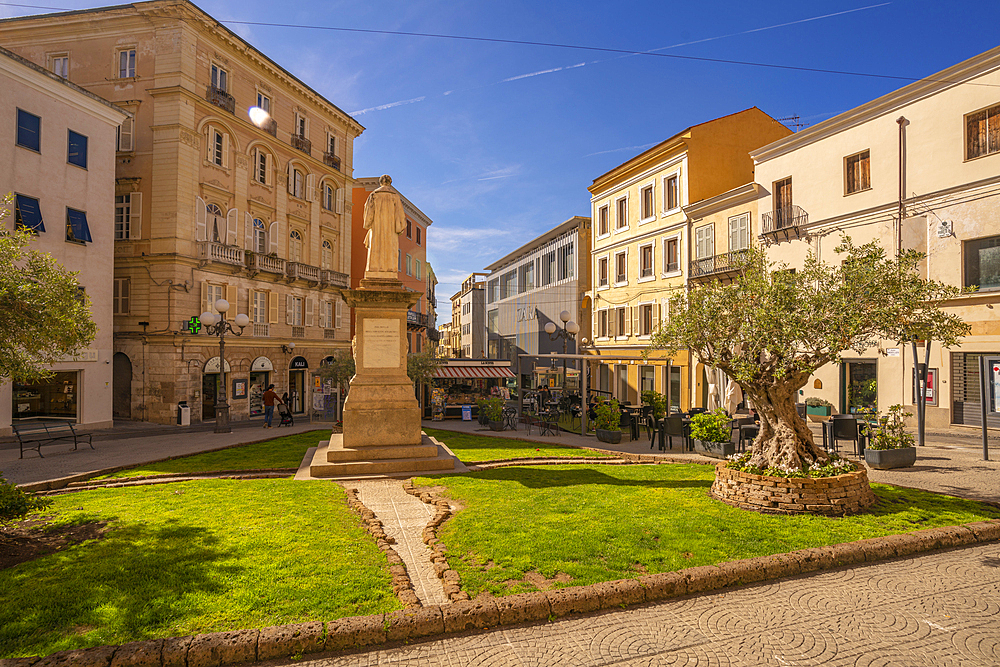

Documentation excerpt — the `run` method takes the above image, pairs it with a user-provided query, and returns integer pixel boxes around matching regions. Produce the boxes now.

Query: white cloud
[584,142,657,158]
[350,96,426,116]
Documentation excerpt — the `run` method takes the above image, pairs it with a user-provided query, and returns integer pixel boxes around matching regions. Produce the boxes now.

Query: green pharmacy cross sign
[185,316,202,334]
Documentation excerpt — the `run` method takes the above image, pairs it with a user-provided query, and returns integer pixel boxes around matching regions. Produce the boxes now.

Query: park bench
[12,422,93,459]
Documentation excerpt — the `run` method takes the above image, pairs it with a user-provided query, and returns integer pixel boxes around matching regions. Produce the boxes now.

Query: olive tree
[648,238,970,472]
[0,199,97,382]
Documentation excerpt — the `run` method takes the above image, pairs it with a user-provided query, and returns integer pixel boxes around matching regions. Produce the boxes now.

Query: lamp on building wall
[199,299,250,433]
[544,310,579,393]
[282,342,296,354]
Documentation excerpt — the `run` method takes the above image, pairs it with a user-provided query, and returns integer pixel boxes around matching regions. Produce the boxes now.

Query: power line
[2,1,999,88]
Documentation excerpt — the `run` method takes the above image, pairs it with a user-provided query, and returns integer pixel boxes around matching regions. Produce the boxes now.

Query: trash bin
[177,401,190,426]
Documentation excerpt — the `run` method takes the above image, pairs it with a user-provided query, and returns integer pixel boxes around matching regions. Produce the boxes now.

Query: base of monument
[305,433,462,479]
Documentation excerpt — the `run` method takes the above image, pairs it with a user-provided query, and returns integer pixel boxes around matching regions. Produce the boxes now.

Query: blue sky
[4,0,999,304]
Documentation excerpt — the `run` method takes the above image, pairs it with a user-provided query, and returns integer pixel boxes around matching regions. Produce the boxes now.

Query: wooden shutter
[195,196,207,241]
[245,212,254,250]
[631,306,638,336]
[268,291,279,324]
[287,164,294,195]
[305,298,314,326]
[335,187,345,214]
[226,208,238,245]
[225,284,237,309]
[118,116,133,152]
[221,132,230,168]
[306,174,316,202]
[201,281,211,314]
[335,299,343,329]
[285,294,293,325]
[248,289,255,321]
[268,221,278,254]
[129,192,141,239]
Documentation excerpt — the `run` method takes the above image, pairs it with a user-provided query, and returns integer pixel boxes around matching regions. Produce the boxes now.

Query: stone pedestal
[308,277,456,477]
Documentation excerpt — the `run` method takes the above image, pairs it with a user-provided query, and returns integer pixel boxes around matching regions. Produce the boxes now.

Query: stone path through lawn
[349,479,450,607]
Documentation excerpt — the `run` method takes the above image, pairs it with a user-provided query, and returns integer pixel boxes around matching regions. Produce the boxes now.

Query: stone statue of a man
[362,174,406,277]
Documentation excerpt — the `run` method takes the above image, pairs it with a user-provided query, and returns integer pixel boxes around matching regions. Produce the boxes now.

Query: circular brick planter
[711,462,876,516]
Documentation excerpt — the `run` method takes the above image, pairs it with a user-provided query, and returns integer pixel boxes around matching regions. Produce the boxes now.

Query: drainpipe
[896,116,907,256]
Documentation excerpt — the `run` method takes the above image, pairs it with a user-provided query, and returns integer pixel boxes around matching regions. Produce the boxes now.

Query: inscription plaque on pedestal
[363,318,400,369]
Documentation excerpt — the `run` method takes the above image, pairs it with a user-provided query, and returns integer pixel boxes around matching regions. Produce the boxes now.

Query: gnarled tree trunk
[744,376,828,472]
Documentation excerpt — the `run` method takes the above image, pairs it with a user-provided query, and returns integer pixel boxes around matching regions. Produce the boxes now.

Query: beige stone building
[752,46,1000,429]
[0,0,362,425]
[0,46,130,436]
[587,108,790,409]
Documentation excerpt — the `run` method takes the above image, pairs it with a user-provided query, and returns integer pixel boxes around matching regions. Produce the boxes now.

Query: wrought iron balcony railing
[689,249,749,280]
[198,241,244,267]
[427,327,442,341]
[291,134,311,155]
[406,311,428,328]
[323,152,341,171]
[761,205,808,234]
[206,86,235,114]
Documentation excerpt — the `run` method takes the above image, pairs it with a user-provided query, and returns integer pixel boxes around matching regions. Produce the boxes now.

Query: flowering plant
[860,404,914,450]
[726,450,857,478]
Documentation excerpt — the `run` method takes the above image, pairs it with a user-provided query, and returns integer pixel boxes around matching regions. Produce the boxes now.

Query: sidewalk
[1,420,328,487]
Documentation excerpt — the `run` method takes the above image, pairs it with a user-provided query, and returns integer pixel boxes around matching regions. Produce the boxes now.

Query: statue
[362,174,406,277]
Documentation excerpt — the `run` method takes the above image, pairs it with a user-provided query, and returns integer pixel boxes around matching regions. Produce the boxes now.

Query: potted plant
[689,408,735,459]
[863,404,917,469]
[594,398,622,444]
[481,396,505,431]
[641,390,667,421]
[804,396,833,418]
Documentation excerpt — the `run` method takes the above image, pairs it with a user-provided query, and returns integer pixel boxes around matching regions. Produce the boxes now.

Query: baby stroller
[277,402,294,427]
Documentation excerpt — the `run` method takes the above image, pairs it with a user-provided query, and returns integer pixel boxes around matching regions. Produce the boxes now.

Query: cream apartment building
[0,46,130,436]
[752,46,1000,429]
[587,108,790,408]
[0,0,361,424]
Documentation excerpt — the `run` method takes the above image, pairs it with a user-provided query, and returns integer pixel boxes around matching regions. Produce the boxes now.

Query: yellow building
[0,0,362,424]
[587,108,790,409]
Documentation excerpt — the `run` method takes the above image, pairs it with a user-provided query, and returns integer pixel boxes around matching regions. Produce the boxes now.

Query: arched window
[321,239,332,269]
[253,217,266,253]
[206,203,223,242]
[289,229,303,263]
[323,183,334,211]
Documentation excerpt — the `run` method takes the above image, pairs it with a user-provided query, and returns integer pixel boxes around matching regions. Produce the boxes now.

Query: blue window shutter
[66,208,92,242]
[68,130,88,168]
[14,195,44,232]
[16,109,40,151]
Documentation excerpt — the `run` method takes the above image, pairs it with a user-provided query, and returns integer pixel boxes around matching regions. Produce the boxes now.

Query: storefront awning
[434,366,515,379]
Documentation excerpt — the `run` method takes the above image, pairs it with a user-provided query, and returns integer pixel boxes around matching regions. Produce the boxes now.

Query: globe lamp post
[544,310,580,393]
[199,299,250,433]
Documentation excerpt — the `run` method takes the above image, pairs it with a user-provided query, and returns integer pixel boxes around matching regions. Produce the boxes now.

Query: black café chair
[662,415,685,451]
[688,407,707,416]
[646,414,659,447]
[829,416,858,455]
[619,411,636,442]
[732,417,758,453]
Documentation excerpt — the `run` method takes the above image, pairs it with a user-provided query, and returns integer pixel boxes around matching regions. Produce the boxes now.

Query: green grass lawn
[96,430,330,479]
[415,464,1000,597]
[0,479,399,658]
[423,428,615,463]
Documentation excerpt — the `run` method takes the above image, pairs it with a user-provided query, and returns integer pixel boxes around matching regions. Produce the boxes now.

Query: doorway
[202,373,219,421]
[289,370,305,414]
[249,371,269,418]
[841,360,877,414]
[113,352,132,420]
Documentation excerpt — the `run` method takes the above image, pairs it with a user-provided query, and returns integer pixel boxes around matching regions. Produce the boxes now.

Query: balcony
[206,85,235,114]
[253,323,270,337]
[286,262,320,282]
[248,252,285,275]
[760,205,809,243]
[320,269,349,288]
[406,311,428,329]
[689,250,749,282]
[198,241,244,267]
[323,152,341,171]
[261,118,277,137]
[291,134,311,156]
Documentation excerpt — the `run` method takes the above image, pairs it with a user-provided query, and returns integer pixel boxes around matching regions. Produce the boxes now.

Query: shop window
[12,371,78,419]
[965,235,1000,292]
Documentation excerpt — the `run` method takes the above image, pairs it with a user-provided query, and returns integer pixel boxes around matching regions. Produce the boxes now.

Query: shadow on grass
[868,484,1000,519]
[0,519,239,657]
[469,466,713,489]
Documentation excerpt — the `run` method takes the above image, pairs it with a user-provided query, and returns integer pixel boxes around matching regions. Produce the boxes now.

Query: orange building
[351,178,433,352]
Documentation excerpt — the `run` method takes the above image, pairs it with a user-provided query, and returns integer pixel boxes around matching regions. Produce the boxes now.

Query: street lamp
[544,310,580,393]
[200,298,250,433]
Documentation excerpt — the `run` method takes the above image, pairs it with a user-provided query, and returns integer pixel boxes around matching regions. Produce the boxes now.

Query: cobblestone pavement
[862,444,1000,504]
[290,543,1000,666]
[349,479,450,606]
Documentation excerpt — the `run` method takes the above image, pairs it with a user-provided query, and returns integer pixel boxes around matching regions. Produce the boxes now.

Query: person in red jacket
[262,384,283,428]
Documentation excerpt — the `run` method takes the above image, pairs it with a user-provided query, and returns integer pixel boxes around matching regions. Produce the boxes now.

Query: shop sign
[61,349,98,362]
[251,356,274,372]
[885,348,900,357]
[184,316,202,334]
[290,356,309,370]
[204,356,231,373]
[516,306,537,322]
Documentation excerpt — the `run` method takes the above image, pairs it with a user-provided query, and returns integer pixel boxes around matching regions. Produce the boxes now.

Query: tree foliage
[0,198,97,382]
[648,239,970,472]
[318,352,355,387]
[318,349,442,388]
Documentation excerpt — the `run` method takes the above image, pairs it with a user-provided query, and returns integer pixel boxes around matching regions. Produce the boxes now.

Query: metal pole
[911,339,922,447]
[581,357,589,435]
[919,340,931,447]
[215,318,231,433]
[980,355,990,462]
[517,354,523,416]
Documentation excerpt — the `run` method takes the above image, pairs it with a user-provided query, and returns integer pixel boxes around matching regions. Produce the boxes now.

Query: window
[253,148,269,184]
[487,309,498,334]
[256,91,270,113]
[210,63,228,92]
[486,279,499,303]
[117,115,134,152]
[406,219,412,239]
[518,261,534,293]
[14,195,44,233]
[320,300,333,328]
[663,237,679,273]
[66,208,92,243]
[16,109,40,152]
[323,183,334,210]
[252,290,267,323]
[500,270,516,299]
[615,251,627,284]
[398,249,402,271]
[253,218,267,253]
[415,259,422,279]
[639,303,653,336]
[558,242,574,280]
[641,184,654,221]
[416,227,422,245]
[326,132,336,155]
[406,254,412,276]
[728,213,749,251]
[598,257,608,287]
[695,224,715,260]
[616,196,628,229]
[598,205,609,236]
[115,193,141,240]
[51,55,69,79]
[294,113,307,138]
[773,177,793,226]
[321,240,333,269]
[67,130,87,169]
[845,150,871,194]
[616,307,627,338]
[118,49,136,78]
[113,278,130,314]
[664,174,679,211]
[289,168,304,198]
[210,129,225,166]
[206,203,223,242]
[966,104,1000,160]
[964,235,1000,292]
[287,295,303,326]
[289,230,303,263]
[598,310,608,338]
[640,244,654,278]
[204,283,223,313]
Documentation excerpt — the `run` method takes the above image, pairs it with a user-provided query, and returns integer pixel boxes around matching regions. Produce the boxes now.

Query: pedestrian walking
[263,384,283,428]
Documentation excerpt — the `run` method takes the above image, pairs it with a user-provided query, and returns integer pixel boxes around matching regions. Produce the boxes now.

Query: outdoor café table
[822,418,868,456]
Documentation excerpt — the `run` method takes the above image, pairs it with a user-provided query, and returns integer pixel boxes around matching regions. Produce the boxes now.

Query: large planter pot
[596,428,622,444]
[806,405,832,417]
[694,439,736,459]
[865,446,917,469]
[487,420,505,431]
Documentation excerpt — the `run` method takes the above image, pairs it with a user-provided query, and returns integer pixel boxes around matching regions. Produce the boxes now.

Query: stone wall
[711,462,876,515]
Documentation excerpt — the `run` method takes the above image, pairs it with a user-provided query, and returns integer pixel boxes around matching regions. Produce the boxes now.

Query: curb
[5,518,998,667]
[35,471,297,495]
